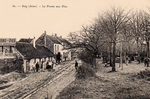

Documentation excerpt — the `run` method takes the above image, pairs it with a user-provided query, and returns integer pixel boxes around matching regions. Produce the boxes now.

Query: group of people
[126,56,150,67]
[33,60,55,72]
[34,60,79,72]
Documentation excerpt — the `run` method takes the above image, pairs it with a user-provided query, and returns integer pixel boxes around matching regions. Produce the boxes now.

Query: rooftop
[16,42,53,59]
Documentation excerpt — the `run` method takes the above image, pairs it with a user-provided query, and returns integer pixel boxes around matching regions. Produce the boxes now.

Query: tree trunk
[146,39,149,67]
[93,57,96,69]
[109,43,113,67]
[112,42,116,71]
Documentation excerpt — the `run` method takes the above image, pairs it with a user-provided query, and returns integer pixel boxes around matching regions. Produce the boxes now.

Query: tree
[96,7,130,71]
[79,23,106,68]
[129,10,150,65]
[129,11,148,57]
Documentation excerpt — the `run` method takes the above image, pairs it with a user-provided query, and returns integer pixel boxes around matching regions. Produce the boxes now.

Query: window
[34,59,36,63]
[2,46,3,52]
[0,47,2,52]
[55,45,56,54]
[57,45,59,51]
[10,46,13,53]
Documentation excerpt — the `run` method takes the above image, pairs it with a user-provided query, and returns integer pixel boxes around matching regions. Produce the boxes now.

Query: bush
[137,69,150,80]
[0,59,23,74]
[76,63,96,79]
[78,50,93,65]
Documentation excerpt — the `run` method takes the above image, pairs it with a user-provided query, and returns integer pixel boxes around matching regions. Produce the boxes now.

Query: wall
[54,44,63,55]
[0,46,16,59]
[61,49,71,61]
[24,57,53,72]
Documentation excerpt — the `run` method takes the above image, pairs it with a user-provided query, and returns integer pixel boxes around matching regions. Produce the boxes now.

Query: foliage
[76,63,96,79]
[115,87,150,99]
[136,69,150,81]
[78,49,93,65]
[0,59,23,74]
[56,84,83,99]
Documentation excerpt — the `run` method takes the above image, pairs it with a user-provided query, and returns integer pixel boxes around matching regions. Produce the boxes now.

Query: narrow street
[0,60,78,99]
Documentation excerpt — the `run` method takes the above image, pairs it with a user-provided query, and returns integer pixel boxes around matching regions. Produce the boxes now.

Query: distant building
[36,31,72,61]
[0,38,16,59]
[18,38,33,43]
[16,37,54,72]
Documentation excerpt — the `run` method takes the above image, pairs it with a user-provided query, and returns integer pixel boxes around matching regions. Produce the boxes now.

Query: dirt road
[0,60,79,99]
[26,62,77,99]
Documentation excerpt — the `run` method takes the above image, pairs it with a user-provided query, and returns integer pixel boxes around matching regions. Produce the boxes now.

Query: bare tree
[129,11,148,57]
[79,23,106,68]
[129,10,150,66]
[96,7,130,71]
[142,10,150,60]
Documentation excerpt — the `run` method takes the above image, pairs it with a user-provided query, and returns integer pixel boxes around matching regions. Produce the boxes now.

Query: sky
[0,0,150,41]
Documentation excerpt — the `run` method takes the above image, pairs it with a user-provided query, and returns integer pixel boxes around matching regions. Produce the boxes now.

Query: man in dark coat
[56,52,61,64]
[75,60,78,72]
[36,62,39,72]
[144,57,149,67]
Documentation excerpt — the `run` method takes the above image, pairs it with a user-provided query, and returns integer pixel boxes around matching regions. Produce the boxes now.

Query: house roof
[55,36,71,45]
[36,33,71,46]
[36,33,61,45]
[35,33,46,46]
[19,38,33,43]
[47,35,61,44]
[16,42,53,60]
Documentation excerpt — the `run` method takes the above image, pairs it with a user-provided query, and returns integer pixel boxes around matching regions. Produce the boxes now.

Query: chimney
[33,37,36,48]
[60,36,62,38]
[55,33,57,37]
[44,31,46,47]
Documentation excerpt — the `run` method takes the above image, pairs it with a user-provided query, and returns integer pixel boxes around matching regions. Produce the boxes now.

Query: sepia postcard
[0,0,150,99]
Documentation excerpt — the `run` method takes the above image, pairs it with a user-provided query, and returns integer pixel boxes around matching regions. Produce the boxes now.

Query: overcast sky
[0,0,150,41]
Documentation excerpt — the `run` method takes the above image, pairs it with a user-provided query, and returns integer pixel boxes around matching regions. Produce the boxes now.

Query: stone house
[16,37,54,72]
[36,31,72,61]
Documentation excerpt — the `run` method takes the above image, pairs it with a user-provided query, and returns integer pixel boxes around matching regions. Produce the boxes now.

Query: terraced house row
[0,31,72,73]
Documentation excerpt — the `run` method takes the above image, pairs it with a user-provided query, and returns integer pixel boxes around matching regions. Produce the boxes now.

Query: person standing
[49,61,53,69]
[56,52,61,64]
[126,56,129,66]
[43,61,46,71]
[52,59,55,69]
[32,62,36,72]
[144,57,149,67]
[75,60,78,72]
[36,62,39,72]
[41,61,44,71]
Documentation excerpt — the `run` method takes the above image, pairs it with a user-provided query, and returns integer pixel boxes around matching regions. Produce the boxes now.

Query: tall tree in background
[96,7,130,71]
[130,11,148,58]
[129,10,150,65]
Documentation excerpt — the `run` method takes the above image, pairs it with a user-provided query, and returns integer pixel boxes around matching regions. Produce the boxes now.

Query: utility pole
[44,31,47,47]
[119,41,123,70]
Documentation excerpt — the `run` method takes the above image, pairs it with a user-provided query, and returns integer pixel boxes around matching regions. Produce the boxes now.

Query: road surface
[0,60,79,99]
